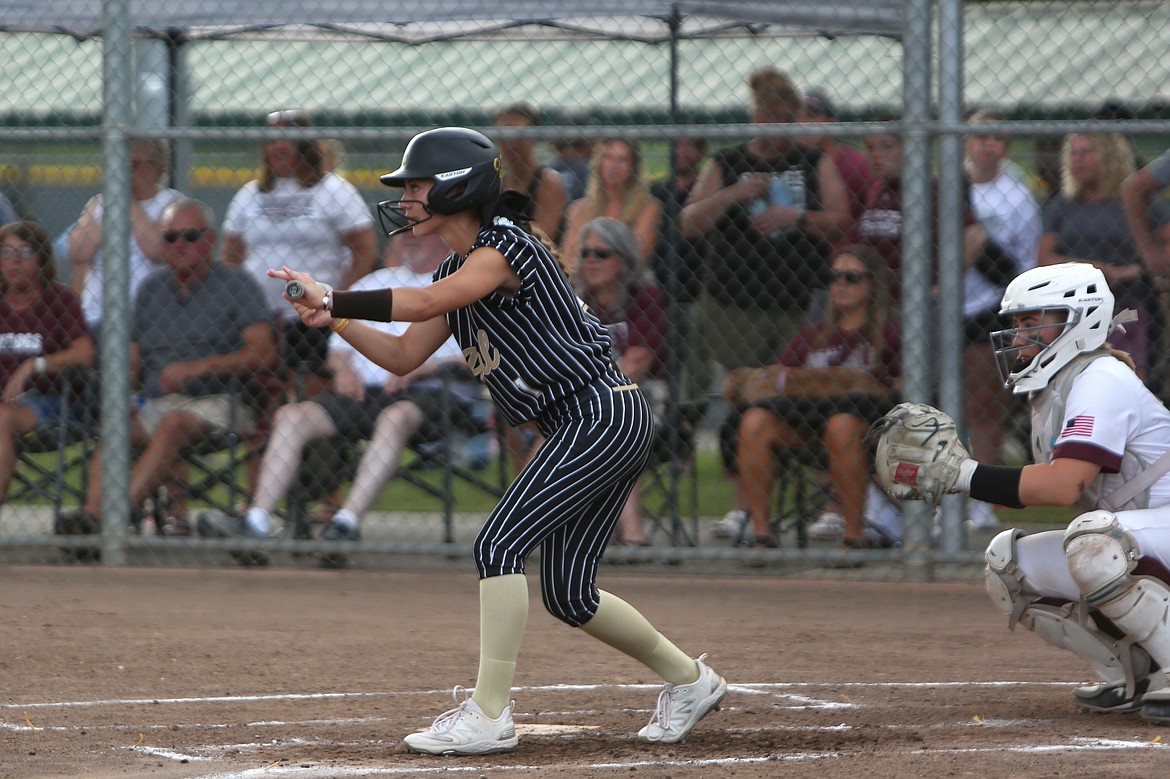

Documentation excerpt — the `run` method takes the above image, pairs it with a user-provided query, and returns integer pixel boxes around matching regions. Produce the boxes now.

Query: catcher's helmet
[990,262,1114,394]
[380,127,501,213]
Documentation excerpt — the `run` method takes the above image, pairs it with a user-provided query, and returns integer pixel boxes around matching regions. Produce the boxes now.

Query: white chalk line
[1,680,1075,711]
[9,680,1158,777]
[157,737,1170,779]
[188,754,827,778]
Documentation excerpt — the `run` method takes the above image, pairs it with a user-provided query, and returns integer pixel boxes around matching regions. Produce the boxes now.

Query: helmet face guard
[376,198,430,238]
[989,307,1078,391]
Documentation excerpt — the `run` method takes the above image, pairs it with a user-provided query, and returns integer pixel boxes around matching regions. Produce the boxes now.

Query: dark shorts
[312,379,481,443]
[283,320,332,378]
[720,393,896,474]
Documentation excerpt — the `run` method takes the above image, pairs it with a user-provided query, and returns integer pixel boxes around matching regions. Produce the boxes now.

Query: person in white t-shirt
[960,111,1044,530]
[228,231,477,552]
[221,110,377,396]
[68,138,184,333]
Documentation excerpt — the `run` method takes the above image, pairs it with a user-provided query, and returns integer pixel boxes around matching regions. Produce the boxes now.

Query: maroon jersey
[0,282,89,394]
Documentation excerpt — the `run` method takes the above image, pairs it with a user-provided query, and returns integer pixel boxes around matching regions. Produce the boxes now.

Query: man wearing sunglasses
[58,198,275,539]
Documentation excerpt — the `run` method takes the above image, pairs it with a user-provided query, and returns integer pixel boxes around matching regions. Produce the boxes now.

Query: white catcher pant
[1015,507,1170,600]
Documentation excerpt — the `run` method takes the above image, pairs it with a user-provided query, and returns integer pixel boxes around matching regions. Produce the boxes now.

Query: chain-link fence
[1,1,1169,577]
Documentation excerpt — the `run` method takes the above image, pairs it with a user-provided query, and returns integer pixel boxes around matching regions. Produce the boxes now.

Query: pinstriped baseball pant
[473,380,654,626]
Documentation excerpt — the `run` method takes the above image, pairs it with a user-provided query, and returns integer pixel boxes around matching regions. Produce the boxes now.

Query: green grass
[16,445,1068,527]
[354,448,1072,526]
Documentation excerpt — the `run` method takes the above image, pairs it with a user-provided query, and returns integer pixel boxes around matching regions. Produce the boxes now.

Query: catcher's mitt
[867,402,971,507]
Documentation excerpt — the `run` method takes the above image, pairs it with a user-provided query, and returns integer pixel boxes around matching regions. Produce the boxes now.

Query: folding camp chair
[9,367,98,527]
[281,374,508,545]
[639,397,706,547]
[144,374,283,534]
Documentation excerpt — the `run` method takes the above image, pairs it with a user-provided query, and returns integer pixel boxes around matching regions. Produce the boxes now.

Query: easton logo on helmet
[435,167,472,181]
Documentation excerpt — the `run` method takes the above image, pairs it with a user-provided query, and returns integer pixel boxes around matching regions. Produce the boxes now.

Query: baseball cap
[266,109,312,127]
[1093,99,1133,121]
[803,89,836,118]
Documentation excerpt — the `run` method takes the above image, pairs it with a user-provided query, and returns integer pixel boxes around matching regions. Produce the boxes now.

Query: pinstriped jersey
[434,219,622,426]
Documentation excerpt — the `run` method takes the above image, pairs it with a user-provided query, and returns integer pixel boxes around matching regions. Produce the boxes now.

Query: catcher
[870,262,1170,723]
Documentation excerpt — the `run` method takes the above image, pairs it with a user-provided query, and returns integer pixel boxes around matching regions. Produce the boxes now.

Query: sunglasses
[163,228,208,244]
[829,269,872,285]
[581,248,616,260]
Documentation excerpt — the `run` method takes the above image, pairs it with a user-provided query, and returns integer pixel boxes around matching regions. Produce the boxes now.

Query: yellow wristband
[331,318,351,335]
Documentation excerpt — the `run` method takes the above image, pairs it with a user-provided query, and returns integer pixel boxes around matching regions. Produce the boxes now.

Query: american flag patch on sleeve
[1060,415,1095,438]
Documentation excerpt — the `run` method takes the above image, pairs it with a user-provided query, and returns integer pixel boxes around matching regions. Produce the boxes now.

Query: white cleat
[403,686,519,756]
[638,654,727,744]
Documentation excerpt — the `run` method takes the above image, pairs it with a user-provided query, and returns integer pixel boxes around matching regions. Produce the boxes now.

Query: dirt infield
[2,564,1168,778]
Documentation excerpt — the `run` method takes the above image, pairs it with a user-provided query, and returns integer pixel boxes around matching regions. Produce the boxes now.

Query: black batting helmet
[380,127,502,215]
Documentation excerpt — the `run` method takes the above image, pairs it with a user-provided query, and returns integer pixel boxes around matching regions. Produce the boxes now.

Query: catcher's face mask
[990,308,1074,391]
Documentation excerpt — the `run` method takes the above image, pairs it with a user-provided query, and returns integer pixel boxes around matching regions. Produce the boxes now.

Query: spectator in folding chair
[0,220,94,508]
[681,66,851,540]
[55,198,275,539]
[575,217,666,548]
[726,244,901,551]
[219,230,478,549]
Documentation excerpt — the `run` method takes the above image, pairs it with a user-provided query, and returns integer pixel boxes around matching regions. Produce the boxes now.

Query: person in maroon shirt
[853,122,986,307]
[735,244,901,550]
[0,221,93,505]
[575,216,666,546]
[798,88,872,254]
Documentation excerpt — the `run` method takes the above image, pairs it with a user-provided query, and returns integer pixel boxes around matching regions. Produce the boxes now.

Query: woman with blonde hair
[1039,132,1170,382]
[560,137,662,266]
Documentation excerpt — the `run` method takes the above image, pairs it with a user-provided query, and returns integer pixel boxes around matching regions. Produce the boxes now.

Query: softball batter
[269,127,725,755]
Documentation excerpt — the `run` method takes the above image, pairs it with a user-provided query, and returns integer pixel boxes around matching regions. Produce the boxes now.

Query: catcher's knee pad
[984,528,1031,626]
[1063,510,1140,606]
[1065,510,1170,668]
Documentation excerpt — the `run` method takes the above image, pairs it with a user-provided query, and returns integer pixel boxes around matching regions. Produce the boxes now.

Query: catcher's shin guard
[1065,511,1170,683]
[985,528,1150,693]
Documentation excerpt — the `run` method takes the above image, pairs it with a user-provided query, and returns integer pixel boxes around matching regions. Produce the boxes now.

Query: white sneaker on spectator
[638,654,727,744]
[964,499,1001,532]
[807,511,846,540]
[710,509,749,539]
[403,687,519,755]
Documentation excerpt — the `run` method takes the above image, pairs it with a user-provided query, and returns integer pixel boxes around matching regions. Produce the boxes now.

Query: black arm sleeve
[969,463,1025,509]
[332,288,394,322]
